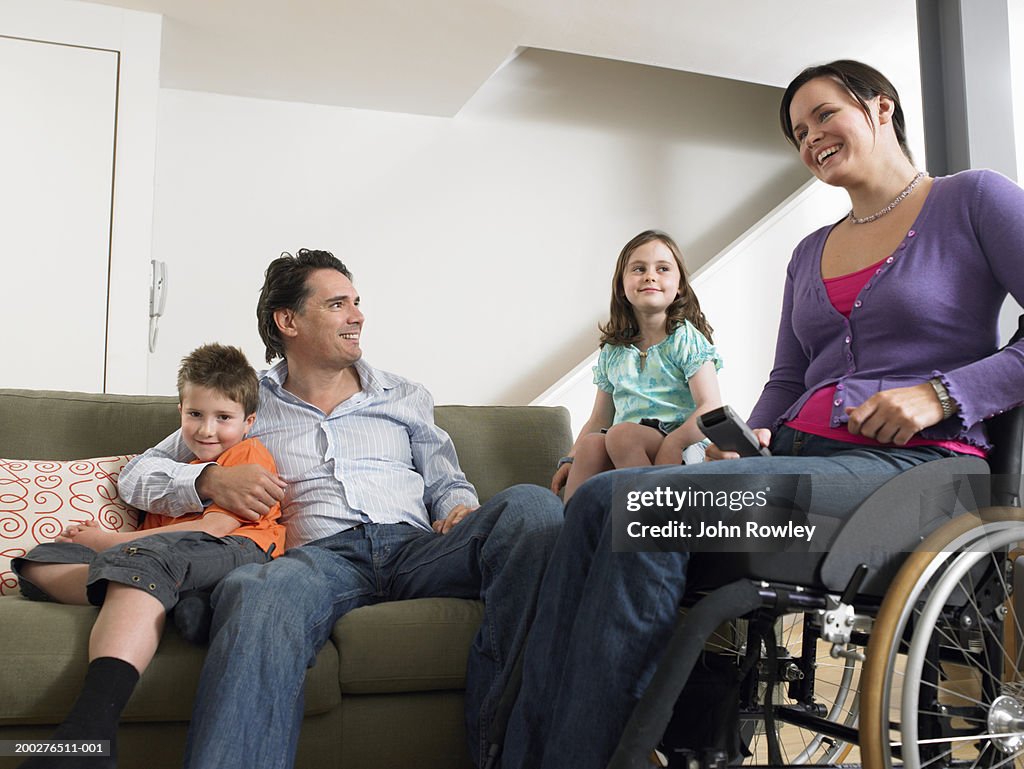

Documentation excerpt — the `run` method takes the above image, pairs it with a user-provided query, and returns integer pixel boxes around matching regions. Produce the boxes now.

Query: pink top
[785,257,986,458]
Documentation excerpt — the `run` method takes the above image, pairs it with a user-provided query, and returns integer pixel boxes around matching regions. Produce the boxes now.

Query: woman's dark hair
[598,230,714,347]
[256,249,352,363]
[779,59,912,161]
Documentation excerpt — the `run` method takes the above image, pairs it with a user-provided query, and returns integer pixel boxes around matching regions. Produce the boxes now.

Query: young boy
[12,343,284,769]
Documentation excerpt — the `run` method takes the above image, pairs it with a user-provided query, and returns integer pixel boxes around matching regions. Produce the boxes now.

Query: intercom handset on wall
[150,260,167,318]
[148,260,167,352]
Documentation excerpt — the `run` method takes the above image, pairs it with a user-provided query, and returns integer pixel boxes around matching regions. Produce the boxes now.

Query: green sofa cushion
[0,597,340,723]
[433,405,569,501]
[333,598,484,694]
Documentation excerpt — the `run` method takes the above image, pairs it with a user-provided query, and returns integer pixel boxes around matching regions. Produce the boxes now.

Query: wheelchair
[610,318,1024,769]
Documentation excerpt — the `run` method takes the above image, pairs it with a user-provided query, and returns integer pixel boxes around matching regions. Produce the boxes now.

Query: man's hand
[706,428,772,461]
[845,383,946,445]
[432,504,479,535]
[58,520,118,552]
[196,464,287,522]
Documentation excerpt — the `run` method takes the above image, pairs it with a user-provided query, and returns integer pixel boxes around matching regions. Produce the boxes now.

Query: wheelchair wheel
[739,614,862,766]
[861,508,1024,769]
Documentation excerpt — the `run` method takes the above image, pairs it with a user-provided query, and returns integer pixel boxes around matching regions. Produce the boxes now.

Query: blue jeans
[501,428,958,769]
[183,484,563,769]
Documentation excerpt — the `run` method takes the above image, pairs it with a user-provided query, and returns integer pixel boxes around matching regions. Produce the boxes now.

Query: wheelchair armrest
[819,455,990,596]
[987,313,1024,504]
[986,405,1024,506]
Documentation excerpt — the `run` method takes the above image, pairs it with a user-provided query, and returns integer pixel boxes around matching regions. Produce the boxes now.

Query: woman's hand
[845,383,947,445]
[706,428,772,461]
[550,462,571,495]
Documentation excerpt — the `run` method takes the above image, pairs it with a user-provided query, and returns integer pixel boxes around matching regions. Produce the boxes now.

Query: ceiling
[84,0,921,117]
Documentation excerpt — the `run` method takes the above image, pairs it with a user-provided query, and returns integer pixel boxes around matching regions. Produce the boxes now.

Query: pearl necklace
[848,171,926,225]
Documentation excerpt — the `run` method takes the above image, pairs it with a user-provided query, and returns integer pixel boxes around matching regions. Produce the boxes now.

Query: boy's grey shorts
[12,531,271,611]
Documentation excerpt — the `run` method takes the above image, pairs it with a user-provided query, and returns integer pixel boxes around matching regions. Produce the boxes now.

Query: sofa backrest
[434,405,570,502]
[0,389,181,460]
[0,389,570,502]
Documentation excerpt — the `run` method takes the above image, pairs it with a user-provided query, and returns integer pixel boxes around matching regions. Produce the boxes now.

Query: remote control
[697,405,771,457]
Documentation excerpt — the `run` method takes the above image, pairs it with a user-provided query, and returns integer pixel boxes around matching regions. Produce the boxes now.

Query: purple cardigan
[748,169,1024,450]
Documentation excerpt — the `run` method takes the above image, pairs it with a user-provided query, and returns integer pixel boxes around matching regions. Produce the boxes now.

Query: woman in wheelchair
[496,60,1024,769]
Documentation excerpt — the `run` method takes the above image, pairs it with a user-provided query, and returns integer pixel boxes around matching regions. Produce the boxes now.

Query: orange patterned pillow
[0,456,140,596]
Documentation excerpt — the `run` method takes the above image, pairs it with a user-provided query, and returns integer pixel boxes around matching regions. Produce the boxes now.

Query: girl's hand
[706,428,772,461]
[845,383,947,445]
[550,463,571,495]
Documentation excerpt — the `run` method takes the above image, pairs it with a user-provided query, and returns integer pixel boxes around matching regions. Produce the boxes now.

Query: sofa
[0,388,571,769]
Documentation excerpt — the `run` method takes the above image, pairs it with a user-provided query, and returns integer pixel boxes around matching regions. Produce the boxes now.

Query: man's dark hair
[256,249,352,363]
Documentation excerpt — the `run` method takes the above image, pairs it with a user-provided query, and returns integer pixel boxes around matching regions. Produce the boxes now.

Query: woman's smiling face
[788,76,885,186]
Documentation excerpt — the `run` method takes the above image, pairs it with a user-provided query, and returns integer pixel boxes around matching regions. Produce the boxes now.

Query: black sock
[173,590,214,644]
[19,657,139,769]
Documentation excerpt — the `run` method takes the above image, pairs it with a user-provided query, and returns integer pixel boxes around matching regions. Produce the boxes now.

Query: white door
[0,35,118,392]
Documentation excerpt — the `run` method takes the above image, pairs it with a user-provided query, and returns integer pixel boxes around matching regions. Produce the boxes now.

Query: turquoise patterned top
[593,320,723,431]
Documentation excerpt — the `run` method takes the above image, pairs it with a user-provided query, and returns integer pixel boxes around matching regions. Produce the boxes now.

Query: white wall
[0,0,161,393]
[146,50,808,403]
[1010,0,1024,184]
[0,2,938,409]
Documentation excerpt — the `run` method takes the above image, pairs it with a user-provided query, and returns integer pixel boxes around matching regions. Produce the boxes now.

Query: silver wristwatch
[928,377,956,420]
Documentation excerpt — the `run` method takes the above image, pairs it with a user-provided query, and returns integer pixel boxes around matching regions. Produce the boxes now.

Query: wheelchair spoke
[902,528,1024,769]
[917,744,957,769]
[740,621,863,767]
[916,732,1024,745]
[832,510,1024,769]
[912,657,992,714]
[961,556,1017,682]
[914,704,986,724]
[991,554,1024,673]
[915,668,991,710]
[926,606,987,661]
[915,740,1023,769]
[967,741,993,769]
[969,741,1024,769]
[963,563,997,682]
[709,621,743,656]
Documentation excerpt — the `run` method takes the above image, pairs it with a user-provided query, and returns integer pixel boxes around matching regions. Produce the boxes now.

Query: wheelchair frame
[610,318,1024,769]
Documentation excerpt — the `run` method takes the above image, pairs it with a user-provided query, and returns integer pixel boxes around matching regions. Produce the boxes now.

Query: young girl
[551,229,723,501]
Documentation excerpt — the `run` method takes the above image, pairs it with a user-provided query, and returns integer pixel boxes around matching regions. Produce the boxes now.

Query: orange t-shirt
[141,437,285,557]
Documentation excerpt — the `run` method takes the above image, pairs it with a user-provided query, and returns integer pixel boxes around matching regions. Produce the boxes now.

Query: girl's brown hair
[598,230,713,347]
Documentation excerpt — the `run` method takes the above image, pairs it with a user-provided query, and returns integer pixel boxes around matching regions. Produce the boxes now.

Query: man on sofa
[118,248,564,769]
